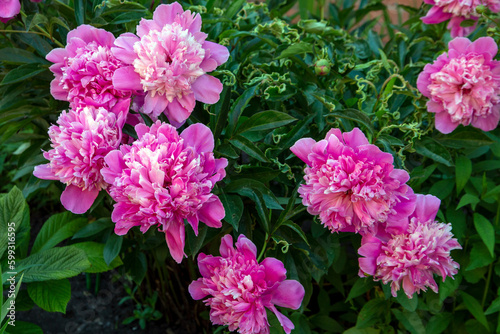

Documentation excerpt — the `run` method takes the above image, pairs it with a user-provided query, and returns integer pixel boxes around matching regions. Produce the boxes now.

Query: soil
[18,271,180,334]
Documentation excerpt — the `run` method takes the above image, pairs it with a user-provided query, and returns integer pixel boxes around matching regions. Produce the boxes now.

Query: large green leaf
[437,128,494,148]
[455,156,471,195]
[414,137,453,167]
[356,298,386,328]
[103,234,123,266]
[3,321,42,334]
[16,246,90,282]
[461,292,489,330]
[276,42,313,59]
[392,309,425,334]
[0,187,27,260]
[220,192,243,231]
[27,279,71,313]
[473,213,495,257]
[0,48,47,64]
[0,64,47,86]
[230,135,269,162]
[235,110,296,134]
[72,242,123,273]
[31,212,88,254]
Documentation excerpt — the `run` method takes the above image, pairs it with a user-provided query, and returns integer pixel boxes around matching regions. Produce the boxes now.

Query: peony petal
[434,111,459,134]
[152,3,184,27]
[112,33,141,64]
[268,305,295,334]
[0,0,20,19]
[180,123,215,153]
[203,41,230,66]
[411,194,440,223]
[467,36,498,57]
[342,127,370,147]
[164,220,186,263]
[188,279,208,300]
[236,234,258,258]
[290,138,316,165]
[33,164,58,180]
[421,6,451,24]
[166,98,192,124]
[60,184,100,214]
[472,110,500,132]
[219,234,234,258]
[50,79,68,101]
[191,74,223,104]
[46,48,68,64]
[112,66,142,91]
[448,37,472,55]
[261,257,287,283]
[197,197,224,228]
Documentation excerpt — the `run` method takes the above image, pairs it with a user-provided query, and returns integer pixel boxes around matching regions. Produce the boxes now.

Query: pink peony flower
[0,0,20,22]
[417,37,500,133]
[290,128,416,235]
[358,194,462,298]
[421,0,500,37]
[100,121,227,263]
[33,100,130,214]
[189,234,305,334]
[46,24,132,110]
[111,2,229,127]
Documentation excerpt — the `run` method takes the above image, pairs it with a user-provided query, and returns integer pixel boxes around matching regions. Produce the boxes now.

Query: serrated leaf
[455,156,471,195]
[31,212,87,254]
[277,42,313,59]
[461,292,489,330]
[2,320,42,334]
[16,246,90,282]
[236,110,296,134]
[0,64,46,86]
[473,213,495,257]
[0,187,26,259]
[72,242,123,273]
[27,279,71,313]
[103,233,123,266]
[414,137,453,167]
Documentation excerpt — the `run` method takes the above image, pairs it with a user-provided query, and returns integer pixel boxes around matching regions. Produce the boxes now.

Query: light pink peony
[290,128,416,235]
[111,2,229,127]
[189,234,305,334]
[358,194,461,298]
[33,100,129,214]
[421,0,500,37]
[100,121,227,263]
[417,37,500,133]
[46,24,132,110]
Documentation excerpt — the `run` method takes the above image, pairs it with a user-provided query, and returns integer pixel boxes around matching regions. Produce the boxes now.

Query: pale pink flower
[421,0,500,37]
[111,2,229,127]
[100,121,227,263]
[33,100,129,214]
[358,194,461,298]
[46,24,132,110]
[189,234,305,334]
[290,128,416,235]
[417,37,500,133]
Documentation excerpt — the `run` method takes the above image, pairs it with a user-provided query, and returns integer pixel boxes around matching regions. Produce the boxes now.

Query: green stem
[257,233,269,262]
[482,262,493,308]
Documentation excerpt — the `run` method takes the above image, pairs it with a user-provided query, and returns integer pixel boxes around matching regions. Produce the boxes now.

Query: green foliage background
[1,0,500,333]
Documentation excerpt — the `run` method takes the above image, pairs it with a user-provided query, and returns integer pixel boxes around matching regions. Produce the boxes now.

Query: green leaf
[0,64,46,86]
[123,251,147,285]
[220,192,243,231]
[344,328,380,334]
[466,242,494,271]
[282,221,309,246]
[27,279,71,313]
[225,0,246,18]
[31,212,87,254]
[235,111,296,134]
[437,128,494,148]
[392,309,425,334]
[485,296,500,315]
[414,137,453,167]
[75,0,85,25]
[230,135,269,162]
[326,109,374,135]
[72,218,114,239]
[16,246,90,282]
[0,187,27,259]
[2,321,42,334]
[103,233,123,266]
[356,298,386,328]
[0,48,47,64]
[276,42,313,59]
[109,12,145,24]
[346,278,375,302]
[225,179,282,210]
[1,274,23,322]
[426,313,452,334]
[473,213,495,257]
[461,291,489,330]
[395,289,418,312]
[72,242,123,273]
[456,193,480,210]
[212,85,231,140]
[228,85,260,136]
[455,156,472,195]
[310,315,343,332]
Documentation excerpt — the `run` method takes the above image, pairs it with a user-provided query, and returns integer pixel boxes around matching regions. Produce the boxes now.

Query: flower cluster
[418,37,500,133]
[189,234,305,334]
[421,0,500,37]
[291,128,461,298]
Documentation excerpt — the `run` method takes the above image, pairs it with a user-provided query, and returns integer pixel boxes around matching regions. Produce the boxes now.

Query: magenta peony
[111,2,229,127]
[46,24,132,110]
[0,0,20,22]
[33,100,130,214]
[189,234,305,334]
[358,194,461,298]
[290,128,416,235]
[100,121,227,263]
[421,0,500,37]
[417,37,500,133]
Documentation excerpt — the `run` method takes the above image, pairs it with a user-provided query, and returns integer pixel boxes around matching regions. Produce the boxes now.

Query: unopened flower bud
[314,59,331,76]
[476,5,487,14]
